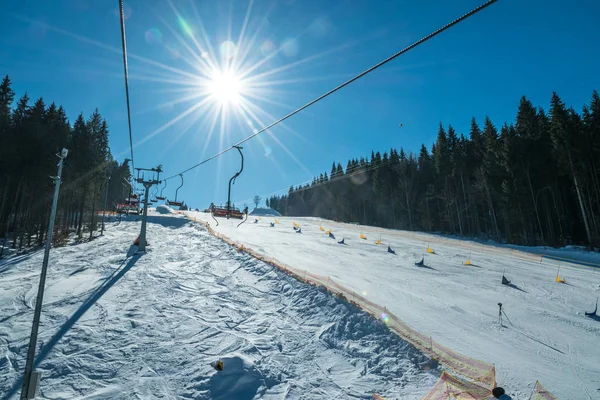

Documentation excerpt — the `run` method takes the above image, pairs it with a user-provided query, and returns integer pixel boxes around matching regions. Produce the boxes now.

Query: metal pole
[138,183,151,252]
[100,176,110,236]
[20,149,68,400]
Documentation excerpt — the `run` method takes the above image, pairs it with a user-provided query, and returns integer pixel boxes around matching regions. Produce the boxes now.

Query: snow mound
[249,207,281,217]
[156,204,173,214]
[209,355,263,400]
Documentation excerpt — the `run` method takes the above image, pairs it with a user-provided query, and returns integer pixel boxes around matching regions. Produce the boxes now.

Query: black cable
[163,0,499,180]
[119,0,135,175]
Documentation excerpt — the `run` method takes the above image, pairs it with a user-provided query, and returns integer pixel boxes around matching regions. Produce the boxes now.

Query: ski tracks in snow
[1,216,435,399]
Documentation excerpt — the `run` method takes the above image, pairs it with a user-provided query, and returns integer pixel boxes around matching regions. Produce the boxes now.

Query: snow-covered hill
[187,212,600,400]
[0,213,435,399]
[249,207,281,217]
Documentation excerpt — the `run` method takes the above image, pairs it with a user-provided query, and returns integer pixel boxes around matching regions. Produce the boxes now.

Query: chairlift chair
[210,146,248,226]
[150,186,158,203]
[156,179,167,201]
[167,174,185,207]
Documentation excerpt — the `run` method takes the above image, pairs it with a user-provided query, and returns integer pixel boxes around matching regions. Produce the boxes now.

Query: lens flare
[145,28,163,45]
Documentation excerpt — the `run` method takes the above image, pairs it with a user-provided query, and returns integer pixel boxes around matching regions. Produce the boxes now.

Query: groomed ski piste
[185,208,600,399]
[1,207,599,399]
[1,211,434,400]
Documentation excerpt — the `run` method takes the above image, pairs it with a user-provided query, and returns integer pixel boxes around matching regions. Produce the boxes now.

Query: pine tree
[550,92,593,245]
[265,90,600,247]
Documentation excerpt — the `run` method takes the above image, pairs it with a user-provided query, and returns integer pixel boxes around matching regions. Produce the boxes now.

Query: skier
[491,387,512,400]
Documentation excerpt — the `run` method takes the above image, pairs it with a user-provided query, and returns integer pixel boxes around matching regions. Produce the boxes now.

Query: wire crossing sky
[3,0,599,208]
[162,0,499,181]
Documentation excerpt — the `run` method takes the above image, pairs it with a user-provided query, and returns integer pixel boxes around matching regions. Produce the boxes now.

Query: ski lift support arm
[227,146,244,219]
[175,173,183,204]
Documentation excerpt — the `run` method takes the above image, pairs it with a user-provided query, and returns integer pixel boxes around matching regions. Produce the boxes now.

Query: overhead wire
[119,0,136,175]
[163,0,500,181]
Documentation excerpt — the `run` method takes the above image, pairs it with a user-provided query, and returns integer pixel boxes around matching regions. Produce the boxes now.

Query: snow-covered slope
[249,208,281,217]
[188,212,600,400]
[0,213,435,399]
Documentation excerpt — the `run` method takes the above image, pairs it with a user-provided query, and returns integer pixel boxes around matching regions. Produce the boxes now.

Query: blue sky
[2,0,599,210]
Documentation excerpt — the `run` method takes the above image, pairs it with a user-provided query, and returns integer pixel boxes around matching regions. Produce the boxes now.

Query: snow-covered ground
[1,213,436,399]
[250,208,282,217]
[187,212,600,400]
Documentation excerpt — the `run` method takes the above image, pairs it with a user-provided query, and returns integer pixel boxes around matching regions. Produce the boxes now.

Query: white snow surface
[250,208,281,217]
[0,213,435,400]
[188,212,600,400]
[155,204,174,214]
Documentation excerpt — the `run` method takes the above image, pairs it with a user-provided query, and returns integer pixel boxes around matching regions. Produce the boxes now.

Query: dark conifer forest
[2,72,599,252]
[268,91,600,248]
[0,75,131,257]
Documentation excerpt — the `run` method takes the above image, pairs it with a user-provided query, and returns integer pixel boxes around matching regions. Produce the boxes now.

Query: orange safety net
[421,372,491,400]
[192,214,496,389]
[531,381,558,400]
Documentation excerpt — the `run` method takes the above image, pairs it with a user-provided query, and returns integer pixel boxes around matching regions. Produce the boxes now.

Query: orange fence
[531,381,558,400]
[421,371,492,400]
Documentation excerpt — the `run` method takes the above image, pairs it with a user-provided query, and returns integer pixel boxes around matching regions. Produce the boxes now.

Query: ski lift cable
[162,0,500,181]
[119,0,136,175]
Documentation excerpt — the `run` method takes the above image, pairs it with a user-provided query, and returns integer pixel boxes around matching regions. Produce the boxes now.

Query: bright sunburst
[206,68,243,106]
[18,0,376,174]
[92,0,377,179]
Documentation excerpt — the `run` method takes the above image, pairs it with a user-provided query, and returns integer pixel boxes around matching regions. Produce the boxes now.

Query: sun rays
[9,1,372,177]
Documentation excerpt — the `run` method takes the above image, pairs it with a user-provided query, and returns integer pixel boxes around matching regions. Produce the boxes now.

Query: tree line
[267,91,600,248]
[0,75,131,257]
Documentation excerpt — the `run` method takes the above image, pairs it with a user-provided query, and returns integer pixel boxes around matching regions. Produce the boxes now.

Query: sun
[207,69,243,106]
